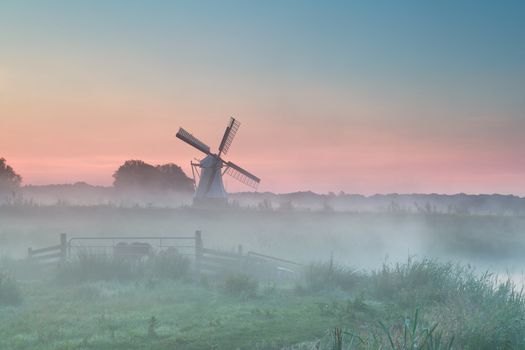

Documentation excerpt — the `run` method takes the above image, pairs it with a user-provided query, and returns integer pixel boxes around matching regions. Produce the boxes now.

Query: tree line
[0,158,194,194]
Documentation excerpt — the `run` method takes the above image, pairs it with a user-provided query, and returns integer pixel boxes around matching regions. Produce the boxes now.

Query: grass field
[2,207,525,349]
[1,255,524,349]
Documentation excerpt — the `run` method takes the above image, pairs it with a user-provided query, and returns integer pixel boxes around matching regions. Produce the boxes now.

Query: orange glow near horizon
[3,110,525,195]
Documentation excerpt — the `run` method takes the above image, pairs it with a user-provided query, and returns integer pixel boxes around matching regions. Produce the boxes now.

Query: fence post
[238,244,244,273]
[60,233,67,260]
[27,247,33,260]
[195,230,203,273]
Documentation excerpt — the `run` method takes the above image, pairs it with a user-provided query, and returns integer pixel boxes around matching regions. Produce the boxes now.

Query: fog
[3,190,525,349]
[2,197,525,275]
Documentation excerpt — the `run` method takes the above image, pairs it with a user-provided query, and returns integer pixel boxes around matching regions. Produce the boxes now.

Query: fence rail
[247,251,303,266]
[31,244,63,255]
[27,230,302,281]
[27,233,67,264]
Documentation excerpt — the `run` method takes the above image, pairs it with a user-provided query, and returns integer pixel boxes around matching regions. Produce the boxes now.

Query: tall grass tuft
[378,309,453,350]
[370,258,463,307]
[302,260,362,293]
[369,259,525,349]
[0,270,22,305]
[452,278,525,350]
[147,316,159,338]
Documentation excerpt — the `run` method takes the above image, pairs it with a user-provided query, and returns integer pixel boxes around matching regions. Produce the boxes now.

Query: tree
[0,158,22,193]
[113,160,194,193]
[156,163,194,193]
[113,160,159,190]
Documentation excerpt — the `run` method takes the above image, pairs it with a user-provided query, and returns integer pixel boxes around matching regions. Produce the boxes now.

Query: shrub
[57,252,141,283]
[223,274,258,298]
[149,249,190,280]
[302,261,362,293]
[0,270,22,305]
[57,249,192,283]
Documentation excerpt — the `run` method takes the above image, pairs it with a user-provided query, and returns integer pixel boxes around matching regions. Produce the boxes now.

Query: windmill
[175,117,261,206]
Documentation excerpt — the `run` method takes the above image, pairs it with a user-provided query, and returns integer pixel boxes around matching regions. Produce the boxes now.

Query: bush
[223,274,258,298]
[301,261,362,293]
[57,252,143,283]
[57,250,192,283]
[149,249,191,280]
[0,270,22,305]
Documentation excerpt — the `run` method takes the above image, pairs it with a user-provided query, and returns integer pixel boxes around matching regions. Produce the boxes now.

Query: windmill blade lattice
[176,128,211,155]
[218,118,240,155]
[225,161,260,189]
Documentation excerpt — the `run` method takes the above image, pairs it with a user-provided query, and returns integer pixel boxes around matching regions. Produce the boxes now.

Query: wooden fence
[28,230,302,280]
[27,233,67,264]
[194,230,302,280]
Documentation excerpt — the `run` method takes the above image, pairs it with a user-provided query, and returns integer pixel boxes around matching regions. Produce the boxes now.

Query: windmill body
[175,118,260,206]
[194,155,227,203]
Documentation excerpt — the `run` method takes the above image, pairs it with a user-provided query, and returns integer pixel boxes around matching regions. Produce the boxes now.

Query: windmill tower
[175,117,261,206]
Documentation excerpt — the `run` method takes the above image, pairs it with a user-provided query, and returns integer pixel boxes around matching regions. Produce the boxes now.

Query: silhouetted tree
[0,158,22,193]
[156,163,194,193]
[113,160,193,193]
[113,160,158,190]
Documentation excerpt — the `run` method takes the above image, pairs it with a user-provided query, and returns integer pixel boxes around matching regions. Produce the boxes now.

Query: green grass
[0,279,338,350]
[1,258,525,349]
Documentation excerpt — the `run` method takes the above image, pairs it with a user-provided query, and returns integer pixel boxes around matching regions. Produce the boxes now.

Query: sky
[1,0,524,195]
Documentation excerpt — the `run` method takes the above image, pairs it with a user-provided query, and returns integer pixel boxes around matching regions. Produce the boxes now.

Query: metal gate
[67,235,197,258]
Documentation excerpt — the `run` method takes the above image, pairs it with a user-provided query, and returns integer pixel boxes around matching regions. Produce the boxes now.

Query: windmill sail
[218,117,240,156]
[176,128,211,155]
[225,161,260,189]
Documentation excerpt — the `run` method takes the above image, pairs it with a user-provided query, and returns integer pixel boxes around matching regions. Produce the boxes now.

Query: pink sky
[2,68,524,195]
[3,96,524,195]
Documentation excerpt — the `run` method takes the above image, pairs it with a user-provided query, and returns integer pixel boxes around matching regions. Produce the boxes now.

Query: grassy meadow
[1,206,525,349]
[1,255,525,349]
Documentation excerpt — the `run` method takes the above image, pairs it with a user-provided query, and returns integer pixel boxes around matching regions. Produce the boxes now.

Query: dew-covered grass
[1,257,525,349]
